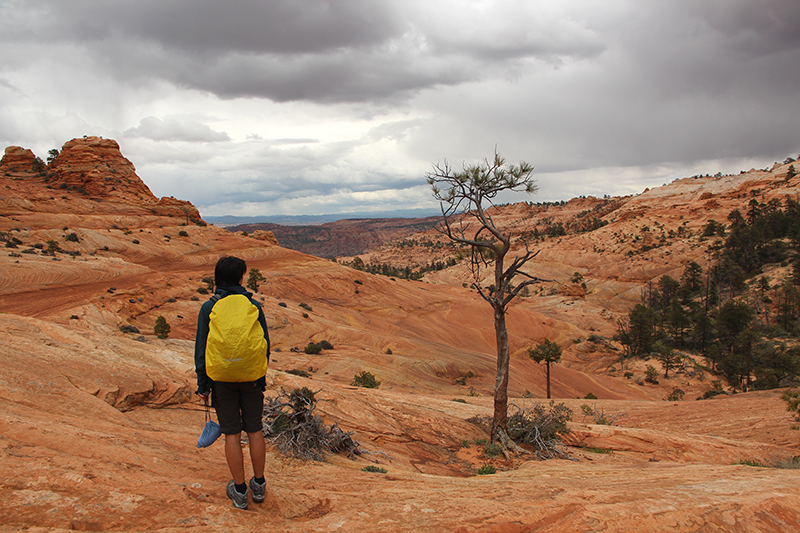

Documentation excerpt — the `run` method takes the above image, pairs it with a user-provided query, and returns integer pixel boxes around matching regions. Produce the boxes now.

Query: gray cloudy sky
[2,0,799,218]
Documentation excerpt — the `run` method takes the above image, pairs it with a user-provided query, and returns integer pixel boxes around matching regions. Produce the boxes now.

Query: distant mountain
[205,208,441,227]
[228,216,441,258]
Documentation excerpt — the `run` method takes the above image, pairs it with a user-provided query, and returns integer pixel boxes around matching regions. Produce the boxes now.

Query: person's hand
[197,391,210,406]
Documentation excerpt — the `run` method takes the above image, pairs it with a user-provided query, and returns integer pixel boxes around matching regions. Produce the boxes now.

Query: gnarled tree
[427,151,547,447]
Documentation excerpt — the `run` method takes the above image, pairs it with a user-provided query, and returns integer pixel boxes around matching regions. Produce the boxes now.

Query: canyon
[1,138,799,532]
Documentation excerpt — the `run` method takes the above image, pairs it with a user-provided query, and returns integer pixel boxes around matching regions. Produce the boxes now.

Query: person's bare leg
[225,433,246,484]
[247,431,266,479]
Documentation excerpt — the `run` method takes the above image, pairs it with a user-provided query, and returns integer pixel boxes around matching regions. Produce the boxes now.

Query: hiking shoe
[226,480,248,510]
[249,477,266,503]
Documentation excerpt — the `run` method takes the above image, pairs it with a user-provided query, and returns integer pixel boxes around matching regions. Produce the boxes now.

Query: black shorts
[213,380,265,435]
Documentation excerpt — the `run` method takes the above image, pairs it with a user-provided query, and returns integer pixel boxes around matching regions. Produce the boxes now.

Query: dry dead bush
[262,387,362,461]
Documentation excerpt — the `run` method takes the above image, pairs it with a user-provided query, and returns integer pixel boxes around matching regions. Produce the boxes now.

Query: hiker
[195,255,271,510]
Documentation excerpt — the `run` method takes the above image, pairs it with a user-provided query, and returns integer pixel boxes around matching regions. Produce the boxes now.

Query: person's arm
[256,304,271,362]
[194,302,212,395]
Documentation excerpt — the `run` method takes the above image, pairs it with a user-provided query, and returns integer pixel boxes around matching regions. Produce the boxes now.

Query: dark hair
[214,256,246,288]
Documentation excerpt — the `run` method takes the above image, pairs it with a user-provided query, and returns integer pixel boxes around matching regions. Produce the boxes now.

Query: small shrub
[302,313,309,318]
[483,443,503,458]
[385,348,393,355]
[475,438,487,446]
[197,287,208,294]
[361,465,387,474]
[299,302,313,312]
[319,340,334,350]
[131,239,140,244]
[738,459,764,467]
[69,315,79,320]
[354,279,363,285]
[45,239,59,254]
[580,402,624,425]
[665,387,685,401]
[278,302,287,307]
[477,464,496,475]
[782,389,800,421]
[286,369,311,378]
[460,439,470,448]
[153,316,170,339]
[352,371,381,388]
[645,365,660,384]
[452,398,467,404]
[247,268,266,292]
[582,446,612,454]
[190,296,199,301]
[304,343,322,355]
[584,392,597,399]
[178,230,188,237]
[166,297,177,303]
[624,371,634,379]
[65,232,79,242]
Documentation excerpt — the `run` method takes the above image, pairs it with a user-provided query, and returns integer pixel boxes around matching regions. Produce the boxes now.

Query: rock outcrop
[0,137,201,220]
[0,145,42,173]
[48,137,155,200]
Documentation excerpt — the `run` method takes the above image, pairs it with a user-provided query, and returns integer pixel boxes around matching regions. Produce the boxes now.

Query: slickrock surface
[1,140,799,531]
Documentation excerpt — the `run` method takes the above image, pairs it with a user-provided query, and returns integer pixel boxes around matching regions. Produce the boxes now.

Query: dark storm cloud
[2,0,799,217]
[24,0,398,54]
[10,0,606,103]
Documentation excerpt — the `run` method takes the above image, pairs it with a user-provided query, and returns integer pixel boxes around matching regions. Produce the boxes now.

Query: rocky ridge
[229,216,441,258]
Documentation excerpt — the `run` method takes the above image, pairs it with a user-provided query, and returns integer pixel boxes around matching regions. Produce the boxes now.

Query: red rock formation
[0,146,43,174]
[0,137,202,220]
[155,195,201,220]
[48,136,156,200]
[250,229,279,245]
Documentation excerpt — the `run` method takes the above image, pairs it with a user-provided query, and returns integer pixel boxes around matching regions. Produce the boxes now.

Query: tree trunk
[545,360,551,399]
[490,305,510,442]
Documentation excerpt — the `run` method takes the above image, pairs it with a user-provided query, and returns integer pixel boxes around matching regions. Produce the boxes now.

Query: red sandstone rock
[48,136,155,200]
[0,146,41,174]
[250,229,279,245]
[0,137,202,220]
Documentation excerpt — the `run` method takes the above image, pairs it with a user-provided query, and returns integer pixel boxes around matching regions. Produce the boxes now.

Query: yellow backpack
[205,294,268,382]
